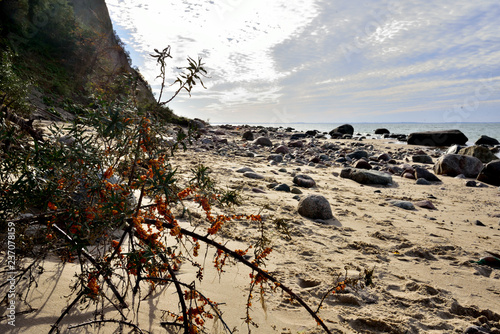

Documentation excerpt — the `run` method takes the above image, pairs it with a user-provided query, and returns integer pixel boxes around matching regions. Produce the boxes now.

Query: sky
[106,0,500,124]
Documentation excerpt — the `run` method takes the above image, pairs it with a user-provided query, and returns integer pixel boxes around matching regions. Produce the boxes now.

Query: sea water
[218,122,500,146]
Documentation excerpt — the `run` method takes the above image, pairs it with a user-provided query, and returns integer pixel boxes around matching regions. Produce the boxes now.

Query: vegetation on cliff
[0,0,186,123]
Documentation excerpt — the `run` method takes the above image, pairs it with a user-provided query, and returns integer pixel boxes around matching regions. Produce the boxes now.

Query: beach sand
[2,124,499,333]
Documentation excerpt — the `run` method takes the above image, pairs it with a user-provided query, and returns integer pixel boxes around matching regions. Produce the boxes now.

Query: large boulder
[475,135,499,146]
[329,124,354,137]
[458,145,497,163]
[407,130,468,146]
[297,195,334,220]
[340,168,392,185]
[374,128,390,135]
[477,160,500,186]
[242,131,254,141]
[253,136,272,147]
[433,154,483,177]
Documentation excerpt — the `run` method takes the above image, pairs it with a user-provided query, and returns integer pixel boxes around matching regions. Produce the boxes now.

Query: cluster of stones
[191,123,500,220]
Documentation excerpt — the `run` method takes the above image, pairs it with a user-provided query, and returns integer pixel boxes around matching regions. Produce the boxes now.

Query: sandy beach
[2,124,500,334]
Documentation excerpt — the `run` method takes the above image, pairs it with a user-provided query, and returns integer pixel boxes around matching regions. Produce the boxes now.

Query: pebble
[390,200,415,210]
[466,180,477,187]
[236,167,254,173]
[414,200,437,210]
[274,184,291,192]
[291,188,303,194]
[243,172,264,180]
[475,220,486,227]
[293,174,317,188]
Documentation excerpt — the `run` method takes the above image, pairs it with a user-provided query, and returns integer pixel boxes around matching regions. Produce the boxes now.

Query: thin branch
[49,290,86,334]
[51,224,128,308]
[144,277,233,334]
[67,319,145,333]
[157,252,190,334]
[139,218,333,334]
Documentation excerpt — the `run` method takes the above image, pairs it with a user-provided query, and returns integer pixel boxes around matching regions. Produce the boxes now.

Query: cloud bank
[107,0,500,123]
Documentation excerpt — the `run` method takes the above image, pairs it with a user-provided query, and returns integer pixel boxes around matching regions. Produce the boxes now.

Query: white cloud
[106,0,500,122]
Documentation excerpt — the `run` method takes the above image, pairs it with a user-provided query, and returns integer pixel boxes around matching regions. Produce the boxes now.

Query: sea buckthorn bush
[0,49,366,334]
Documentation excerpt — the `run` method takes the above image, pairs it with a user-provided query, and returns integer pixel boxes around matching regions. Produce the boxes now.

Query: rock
[414,200,437,210]
[407,130,468,146]
[274,145,289,154]
[297,195,334,220]
[390,200,415,210]
[253,136,272,147]
[201,138,213,145]
[268,154,283,163]
[293,175,316,188]
[305,130,318,137]
[274,184,291,192]
[322,142,338,150]
[446,144,463,154]
[290,133,307,140]
[412,155,433,164]
[347,150,369,160]
[378,153,391,161]
[340,168,393,185]
[236,167,254,173]
[403,172,415,179]
[475,220,486,226]
[310,156,320,163]
[434,154,483,178]
[416,178,431,185]
[291,188,303,194]
[354,160,372,170]
[242,131,254,141]
[58,135,76,146]
[463,326,491,334]
[190,118,207,129]
[466,180,477,187]
[477,160,500,186]
[386,133,407,141]
[458,145,497,163]
[374,128,390,135]
[475,135,499,146]
[329,124,354,137]
[243,172,265,179]
[414,167,441,182]
[288,140,304,148]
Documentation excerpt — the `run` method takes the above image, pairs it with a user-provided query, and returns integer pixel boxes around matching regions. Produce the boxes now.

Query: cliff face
[68,0,155,106]
[0,0,155,120]
[69,0,130,73]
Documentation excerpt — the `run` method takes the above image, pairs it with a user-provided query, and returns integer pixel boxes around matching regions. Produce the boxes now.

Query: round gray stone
[298,195,334,220]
